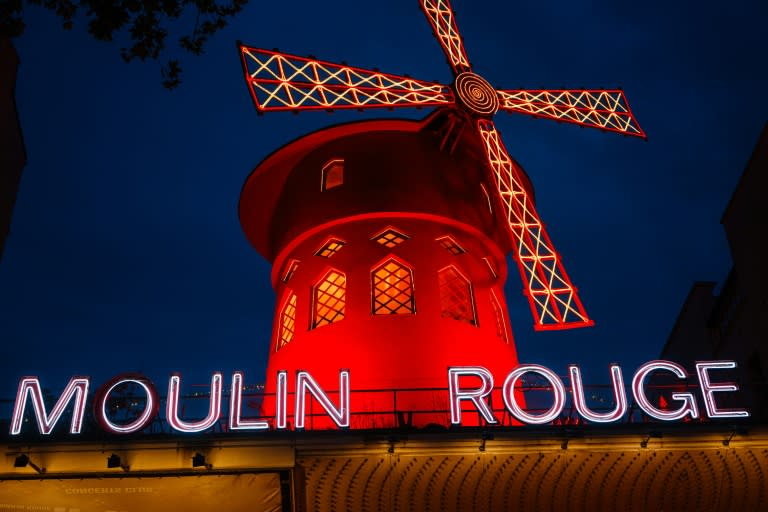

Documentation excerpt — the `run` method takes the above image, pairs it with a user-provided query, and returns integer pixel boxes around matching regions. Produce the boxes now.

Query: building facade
[662,123,768,421]
[0,37,26,260]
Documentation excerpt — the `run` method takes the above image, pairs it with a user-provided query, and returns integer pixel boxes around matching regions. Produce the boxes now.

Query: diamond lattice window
[277,292,297,351]
[313,269,346,328]
[372,228,410,248]
[321,159,344,191]
[490,290,508,343]
[437,235,466,255]
[281,259,300,283]
[372,259,415,315]
[438,266,476,325]
[315,238,345,258]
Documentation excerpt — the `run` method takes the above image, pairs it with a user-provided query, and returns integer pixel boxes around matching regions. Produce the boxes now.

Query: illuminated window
[372,227,409,248]
[321,159,344,191]
[482,257,498,279]
[315,238,345,258]
[490,290,508,343]
[437,235,466,255]
[438,266,476,325]
[480,184,493,214]
[281,259,300,283]
[313,269,346,328]
[277,292,297,351]
[372,259,415,315]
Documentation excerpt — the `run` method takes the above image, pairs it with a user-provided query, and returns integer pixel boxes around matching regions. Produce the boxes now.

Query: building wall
[0,37,26,260]
[663,124,768,419]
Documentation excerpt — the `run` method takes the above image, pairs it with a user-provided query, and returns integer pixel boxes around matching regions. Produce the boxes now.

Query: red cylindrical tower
[240,110,531,428]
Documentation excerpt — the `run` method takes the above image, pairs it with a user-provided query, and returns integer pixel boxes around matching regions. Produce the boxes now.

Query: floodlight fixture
[192,452,212,469]
[107,453,129,471]
[14,454,45,473]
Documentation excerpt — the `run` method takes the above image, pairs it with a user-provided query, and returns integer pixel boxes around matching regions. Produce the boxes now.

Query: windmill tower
[238,0,644,428]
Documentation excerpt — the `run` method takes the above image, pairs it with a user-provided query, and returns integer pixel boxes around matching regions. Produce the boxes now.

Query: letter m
[10,377,90,435]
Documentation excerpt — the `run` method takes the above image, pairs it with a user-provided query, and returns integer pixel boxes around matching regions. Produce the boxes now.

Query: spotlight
[14,454,44,473]
[107,454,129,471]
[191,452,211,469]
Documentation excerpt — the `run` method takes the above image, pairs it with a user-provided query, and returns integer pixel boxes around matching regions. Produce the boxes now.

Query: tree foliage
[0,0,248,88]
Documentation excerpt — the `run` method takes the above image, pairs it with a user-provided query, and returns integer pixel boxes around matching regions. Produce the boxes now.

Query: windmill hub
[453,72,499,117]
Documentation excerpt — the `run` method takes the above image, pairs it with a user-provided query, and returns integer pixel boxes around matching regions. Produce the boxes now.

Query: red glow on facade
[238,0,645,333]
[234,0,649,422]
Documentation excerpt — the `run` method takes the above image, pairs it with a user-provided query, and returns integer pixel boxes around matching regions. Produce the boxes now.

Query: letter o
[503,365,566,425]
[94,373,159,434]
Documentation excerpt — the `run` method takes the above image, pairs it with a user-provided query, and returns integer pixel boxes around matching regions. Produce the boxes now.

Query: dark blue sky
[1,0,766,402]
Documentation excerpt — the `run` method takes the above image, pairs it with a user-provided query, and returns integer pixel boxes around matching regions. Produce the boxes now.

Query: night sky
[1,0,766,408]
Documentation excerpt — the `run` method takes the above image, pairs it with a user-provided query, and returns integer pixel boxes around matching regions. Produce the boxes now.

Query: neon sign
[9,360,749,435]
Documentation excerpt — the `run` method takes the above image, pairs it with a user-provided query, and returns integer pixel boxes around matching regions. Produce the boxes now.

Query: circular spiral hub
[454,72,499,116]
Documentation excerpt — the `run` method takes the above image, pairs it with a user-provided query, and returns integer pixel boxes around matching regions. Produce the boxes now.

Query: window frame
[371,256,416,315]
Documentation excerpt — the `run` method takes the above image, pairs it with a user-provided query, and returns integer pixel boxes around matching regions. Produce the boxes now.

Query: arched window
[315,238,345,258]
[490,290,508,343]
[321,159,344,191]
[371,227,410,248]
[436,235,466,255]
[313,269,346,328]
[277,291,297,351]
[281,259,300,283]
[372,258,415,315]
[438,266,476,325]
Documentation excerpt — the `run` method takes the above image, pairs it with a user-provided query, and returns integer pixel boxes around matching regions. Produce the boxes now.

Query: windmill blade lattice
[419,0,472,74]
[497,89,646,138]
[240,47,455,112]
[477,119,593,329]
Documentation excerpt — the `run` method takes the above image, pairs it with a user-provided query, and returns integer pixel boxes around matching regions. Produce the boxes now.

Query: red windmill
[238,0,644,427]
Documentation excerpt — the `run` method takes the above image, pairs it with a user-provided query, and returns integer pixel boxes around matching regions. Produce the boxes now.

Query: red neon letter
[166,373,223,433]
[276,370,288,429]
[632,360,699,421]
[503,365,565,425]
[695,361,750,419]
[569,365,627,423]
[229,372,269,430]
[294,370,350,429]
[447,367,497,425]
[10,377,89,435]
[96,375,158,434]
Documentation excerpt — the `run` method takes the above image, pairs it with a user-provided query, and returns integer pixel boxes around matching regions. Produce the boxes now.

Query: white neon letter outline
[99,378,157,434]
[166,373,223,433]
[276,370,288,429]
[448,366,497,425]
[503,365,565,425]
[229,372,269,430]
[569,365,628,423]
[695,361,750,418]
[294,370,350,429]
[632,360,699,421]
[10,377,90,435]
